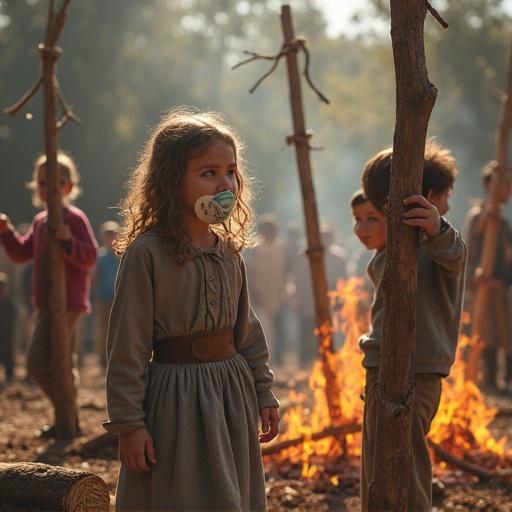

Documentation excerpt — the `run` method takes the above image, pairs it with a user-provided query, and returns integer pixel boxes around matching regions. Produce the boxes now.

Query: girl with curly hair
[103,107,279,511]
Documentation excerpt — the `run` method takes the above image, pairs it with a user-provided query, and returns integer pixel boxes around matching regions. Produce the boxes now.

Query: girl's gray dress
[103,232,278,512]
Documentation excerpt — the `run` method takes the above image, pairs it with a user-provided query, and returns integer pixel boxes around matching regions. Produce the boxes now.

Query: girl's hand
[402,194,441,238]
[119,427,157,472]
[259,406,279,444]
[0,213,13,235]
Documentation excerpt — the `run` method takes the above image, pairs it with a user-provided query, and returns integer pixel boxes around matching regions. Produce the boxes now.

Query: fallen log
[427,440,499,481]
[262,423,360,456]
[0,462,110,511]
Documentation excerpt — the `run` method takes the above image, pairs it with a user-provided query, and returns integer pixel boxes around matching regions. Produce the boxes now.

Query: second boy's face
[181,140,239,220]
[352,201,387,251]
[427,189,450,216]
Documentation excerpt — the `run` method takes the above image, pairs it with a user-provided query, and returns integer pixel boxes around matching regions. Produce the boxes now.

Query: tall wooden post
[280,5,341,422]
[466,37,512,383]
[4,0,78,439]
[367,1,437,510]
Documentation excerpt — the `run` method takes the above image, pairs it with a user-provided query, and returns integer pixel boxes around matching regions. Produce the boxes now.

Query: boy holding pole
[354,141,467,511]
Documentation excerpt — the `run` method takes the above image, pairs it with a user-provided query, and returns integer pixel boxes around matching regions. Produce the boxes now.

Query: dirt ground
[1,356,512,511]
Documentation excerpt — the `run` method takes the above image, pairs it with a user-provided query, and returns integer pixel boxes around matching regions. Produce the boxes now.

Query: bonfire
[264,277,512,484]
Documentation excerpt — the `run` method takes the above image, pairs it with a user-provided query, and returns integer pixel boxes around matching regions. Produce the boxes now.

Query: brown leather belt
[152,328,236,364]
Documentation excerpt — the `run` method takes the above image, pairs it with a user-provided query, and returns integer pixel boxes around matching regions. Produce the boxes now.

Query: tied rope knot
[305,244,325,257]
[37,43,63,62]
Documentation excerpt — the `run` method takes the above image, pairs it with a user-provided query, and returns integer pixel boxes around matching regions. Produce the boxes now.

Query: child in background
[247,214,287,363]
[0,151,98,436]
[103,108,279,512]
[0,273,15,383]
[355,141,466,511]
[463,162,512,389]
[93,221,120,369]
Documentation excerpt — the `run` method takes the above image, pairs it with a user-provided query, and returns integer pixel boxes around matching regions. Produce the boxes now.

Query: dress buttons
[210,300,215,306]
[208,276,214,282]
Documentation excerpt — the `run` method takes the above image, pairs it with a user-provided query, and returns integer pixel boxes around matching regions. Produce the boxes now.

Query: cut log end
[64,474,110,511]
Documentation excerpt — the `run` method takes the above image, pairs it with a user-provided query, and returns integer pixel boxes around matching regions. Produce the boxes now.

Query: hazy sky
[315,0,512,37]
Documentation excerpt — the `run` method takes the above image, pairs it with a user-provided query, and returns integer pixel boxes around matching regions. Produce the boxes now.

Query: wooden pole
[4,0,78,439]
[466,37,512,383]
[367,1,437,510]
[280,5,341,422]
[43,0,78,440]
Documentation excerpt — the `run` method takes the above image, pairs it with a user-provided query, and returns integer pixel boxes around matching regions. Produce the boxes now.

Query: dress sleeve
[425,219,467,277]
[63,212,98,270]
[234,255,279,410]
[102,241,154,434]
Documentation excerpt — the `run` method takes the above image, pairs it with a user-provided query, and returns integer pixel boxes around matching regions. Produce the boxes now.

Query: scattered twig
[262,423,360,457]
[428,440,498,481]
[426,1,449,29]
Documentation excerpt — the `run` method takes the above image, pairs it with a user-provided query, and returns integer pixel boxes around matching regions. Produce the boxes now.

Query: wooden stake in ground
[4,0,81,439]
[232,4,341,423]
[466,37,512,383]
[367,2,441,510]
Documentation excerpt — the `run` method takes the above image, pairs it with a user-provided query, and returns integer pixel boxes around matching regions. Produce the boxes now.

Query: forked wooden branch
[232,37,329,104]
[3,0,79,129]
[425,1,449,28]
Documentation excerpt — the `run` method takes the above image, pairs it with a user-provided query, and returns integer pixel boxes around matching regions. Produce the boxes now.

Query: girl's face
[181,140,239,221]
[352,201,387,251]
[37,168,73,203]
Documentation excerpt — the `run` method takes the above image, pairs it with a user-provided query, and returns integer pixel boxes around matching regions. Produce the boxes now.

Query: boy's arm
[234,255,279,410]
[425,219,467,276]
[61,213,98,269]
[102,243,154,435]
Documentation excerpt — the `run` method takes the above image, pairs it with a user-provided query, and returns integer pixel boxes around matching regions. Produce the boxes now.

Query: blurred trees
[0,0,511,235]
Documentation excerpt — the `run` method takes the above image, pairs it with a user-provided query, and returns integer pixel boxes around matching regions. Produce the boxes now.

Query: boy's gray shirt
[359,219,467,376]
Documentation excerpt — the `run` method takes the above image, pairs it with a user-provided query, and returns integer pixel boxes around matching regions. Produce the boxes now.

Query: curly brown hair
[114,107,255,260]
[362,139,458,213]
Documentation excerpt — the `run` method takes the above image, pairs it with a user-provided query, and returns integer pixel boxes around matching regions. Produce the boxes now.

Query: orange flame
[268,277,510,479]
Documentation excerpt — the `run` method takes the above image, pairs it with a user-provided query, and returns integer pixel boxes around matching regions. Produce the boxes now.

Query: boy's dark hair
[350,189,368,209]
[362,139,458,212]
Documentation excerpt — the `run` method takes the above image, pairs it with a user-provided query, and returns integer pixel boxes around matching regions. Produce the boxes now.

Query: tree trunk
[0,462,109,511]
[40,4,78,440]
[466,37,512,382]
[280,4,341,423]
[367,2,437,510]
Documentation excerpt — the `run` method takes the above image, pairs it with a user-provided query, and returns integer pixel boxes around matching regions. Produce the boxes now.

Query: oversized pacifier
[194,189,236,224]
